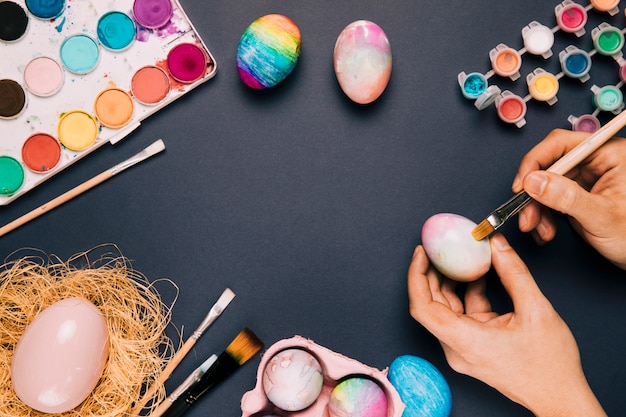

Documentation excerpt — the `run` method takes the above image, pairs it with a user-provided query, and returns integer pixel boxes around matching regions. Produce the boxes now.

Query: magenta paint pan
[166,42,208,83]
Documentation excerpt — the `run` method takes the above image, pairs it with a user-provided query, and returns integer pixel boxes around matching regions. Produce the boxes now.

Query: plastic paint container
[620,65,626,83]
[23,56,64,97]
[57,110,99,151]
[0,79,27,119]
[458,72,487,99]
[25,0,65,19]
[94,88,135,128]
[555,1,587,36]
[568,114,601,133]
[60,34,100,74]
[527,69,559,105]
[132,0,173,29]
[0,1,29,42]
[0,156,24,196]
[496,91,527,128]
[166,43,208,83]
[131,65,171,105]
[21,133,62,172]
[559,46,591,82]
[489,44,521,80]
[589,0,619,14]
[474,85,501,110]
[592,23,624,56]
[97,11,136,52]
[591,85,623,113]
[522,21,554,58]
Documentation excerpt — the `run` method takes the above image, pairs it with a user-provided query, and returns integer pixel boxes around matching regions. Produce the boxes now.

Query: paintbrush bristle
[215,288,235,312]
[471,219,495,241]
[226,328,263,366]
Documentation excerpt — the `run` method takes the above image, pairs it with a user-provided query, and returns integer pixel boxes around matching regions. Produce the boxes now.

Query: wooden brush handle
[130,339,196,416]
[548,109,626,175]
[145,396,173,417]
[0,170,113,237]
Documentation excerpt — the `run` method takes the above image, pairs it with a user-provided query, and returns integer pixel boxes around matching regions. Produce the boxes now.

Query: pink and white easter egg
[334,20,392,104]
[11,297,109,413]
[421,213,491,282]
[262,348,324,411]
[328,377,388,417]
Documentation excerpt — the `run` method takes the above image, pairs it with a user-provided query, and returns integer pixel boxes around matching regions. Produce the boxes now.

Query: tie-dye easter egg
[328,377,388,417]
[237,14,301,89]
[334,20,392,104]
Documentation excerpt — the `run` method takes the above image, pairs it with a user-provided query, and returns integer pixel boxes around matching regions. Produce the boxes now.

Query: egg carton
[240,335,404,417]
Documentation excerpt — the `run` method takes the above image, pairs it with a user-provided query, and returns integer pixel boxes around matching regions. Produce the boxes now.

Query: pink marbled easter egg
[421,213,491,282]
[262,348,324,411]
[334,20,392,104]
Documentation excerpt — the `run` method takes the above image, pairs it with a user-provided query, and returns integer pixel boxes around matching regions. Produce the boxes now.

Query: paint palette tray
[240,336,404,417]
[457,0,626,129]
[0,0,216,205]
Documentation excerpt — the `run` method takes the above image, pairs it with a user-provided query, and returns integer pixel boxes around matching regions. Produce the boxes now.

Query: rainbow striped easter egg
[237,14,301,89]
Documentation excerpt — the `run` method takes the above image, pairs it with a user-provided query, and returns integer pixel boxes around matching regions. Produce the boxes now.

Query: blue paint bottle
[559,46,592,82]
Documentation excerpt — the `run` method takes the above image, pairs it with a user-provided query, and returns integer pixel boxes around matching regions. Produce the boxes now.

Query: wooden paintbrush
[156,328,264,417]
[130,288,236,416]
[0,139,166,237]
[472,109,626,241]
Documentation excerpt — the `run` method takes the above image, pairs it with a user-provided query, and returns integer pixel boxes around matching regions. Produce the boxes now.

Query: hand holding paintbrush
[472,110,626,243]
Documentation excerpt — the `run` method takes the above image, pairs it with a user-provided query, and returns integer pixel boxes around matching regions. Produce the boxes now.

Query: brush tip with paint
[471,218,495,241]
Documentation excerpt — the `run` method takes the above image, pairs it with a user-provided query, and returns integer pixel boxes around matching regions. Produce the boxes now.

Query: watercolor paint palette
[0,0,216,205]
[240,336,405,417]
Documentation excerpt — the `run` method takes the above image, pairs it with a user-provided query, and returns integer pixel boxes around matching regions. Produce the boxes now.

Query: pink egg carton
[240,335,405,417]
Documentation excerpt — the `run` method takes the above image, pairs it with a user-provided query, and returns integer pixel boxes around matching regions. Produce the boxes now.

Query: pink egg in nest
[421,213,491,282]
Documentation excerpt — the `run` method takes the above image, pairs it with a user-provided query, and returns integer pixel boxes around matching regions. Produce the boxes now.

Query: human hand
[512,128,626,269]
[408,234,606,417]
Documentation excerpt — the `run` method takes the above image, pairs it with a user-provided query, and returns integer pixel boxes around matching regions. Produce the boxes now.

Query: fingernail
[413,245,422,259]
[519,211,527,230]
[512,174,521,191]
[491,234,511,251]
[525,172,548,196]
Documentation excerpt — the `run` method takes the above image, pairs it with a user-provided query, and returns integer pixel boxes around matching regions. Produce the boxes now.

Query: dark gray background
[3,1,626,415]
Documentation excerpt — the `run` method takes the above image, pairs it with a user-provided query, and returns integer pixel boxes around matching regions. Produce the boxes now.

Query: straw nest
[0,246,178,417]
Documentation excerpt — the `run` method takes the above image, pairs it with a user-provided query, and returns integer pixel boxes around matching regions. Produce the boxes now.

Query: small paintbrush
[472,109,626,241]
[158,328,264,417]
[130,288,236,416]
[146,354,218,417]
[0,139,165,237]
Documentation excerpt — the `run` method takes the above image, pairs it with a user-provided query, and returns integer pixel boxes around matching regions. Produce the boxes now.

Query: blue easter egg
[388,355,452,417]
